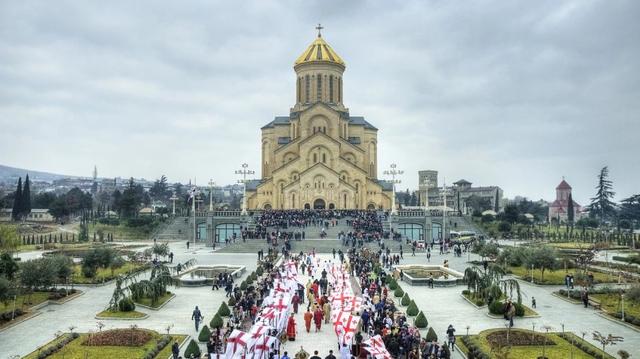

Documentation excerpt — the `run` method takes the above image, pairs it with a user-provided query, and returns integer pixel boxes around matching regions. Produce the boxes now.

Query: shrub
[425,327,438,342]
[414,311,428,328]
[488,300,504,315]
[184,339,201,358]
[401,293,411,306]
[228,296,236,306]
[218,302,231,317]
[240,281,247,290]
[210,313,224,329]
[81,264,97,278]
[198,325,211,342]
[256,267,264,276]
[406,300,419,316]
[388,278,398,290]
[118,297,136,312]
[394,287,404,298]
[462,289,470,295]
[514,303,525,317]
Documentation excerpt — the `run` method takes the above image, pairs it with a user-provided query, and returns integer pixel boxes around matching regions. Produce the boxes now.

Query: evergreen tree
[21,174,31,216]
[11,177,22,221]
[567,192,575,225]
[410,192,417,206]
[403,189,410,206]
[588,166,616,223]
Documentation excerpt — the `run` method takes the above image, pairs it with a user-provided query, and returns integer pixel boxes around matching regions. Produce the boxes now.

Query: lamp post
[235,163,255,216]
[169,193,178,216]
[383,163,403,215]
[441,179,451,242]
[188,186,200,244]
[208,179,215,212]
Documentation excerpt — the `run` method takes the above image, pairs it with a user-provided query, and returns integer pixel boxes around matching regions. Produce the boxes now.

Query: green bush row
[36,332,80,359]
[141,334,172,359]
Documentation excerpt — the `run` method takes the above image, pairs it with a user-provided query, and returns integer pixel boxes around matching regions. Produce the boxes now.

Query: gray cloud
[0,0,638,205]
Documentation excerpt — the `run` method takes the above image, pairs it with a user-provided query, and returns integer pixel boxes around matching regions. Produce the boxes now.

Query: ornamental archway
[313,199,326,209]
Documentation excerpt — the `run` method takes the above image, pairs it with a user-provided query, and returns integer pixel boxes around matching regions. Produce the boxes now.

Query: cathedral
[245,29,393,210]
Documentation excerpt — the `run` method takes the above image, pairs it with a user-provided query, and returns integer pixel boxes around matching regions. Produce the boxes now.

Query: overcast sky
[1,0,638,205]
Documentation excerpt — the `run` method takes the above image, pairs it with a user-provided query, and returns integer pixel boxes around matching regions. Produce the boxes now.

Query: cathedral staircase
[153,217,190,242]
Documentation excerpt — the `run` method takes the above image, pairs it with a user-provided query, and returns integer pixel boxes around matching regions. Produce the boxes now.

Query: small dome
[294,35,345,67]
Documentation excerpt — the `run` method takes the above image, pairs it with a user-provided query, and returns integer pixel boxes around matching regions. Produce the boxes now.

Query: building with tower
[548,178,582,223]
[245,28,393,210]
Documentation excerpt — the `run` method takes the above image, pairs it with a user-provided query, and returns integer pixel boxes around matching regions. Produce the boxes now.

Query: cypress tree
[11,177,23,221]
[22,174,32,217]
[567,193,575,225]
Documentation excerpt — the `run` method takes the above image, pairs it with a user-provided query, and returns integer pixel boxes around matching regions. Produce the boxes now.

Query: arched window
[323,126,326,133]
[322,153,326,163]
[329,75,334,103]
[292,193,296,208]
[313,153,317,163]
[297,77,301,103]
[338,77,342,102]
[305,75,310,103]
[317,74,322,101]
[343,193,347,208]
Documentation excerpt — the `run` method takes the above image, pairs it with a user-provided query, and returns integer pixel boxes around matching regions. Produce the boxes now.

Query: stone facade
[246,33,392,210]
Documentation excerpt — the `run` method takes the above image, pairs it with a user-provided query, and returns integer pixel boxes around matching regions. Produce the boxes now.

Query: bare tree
[592,331,624,354]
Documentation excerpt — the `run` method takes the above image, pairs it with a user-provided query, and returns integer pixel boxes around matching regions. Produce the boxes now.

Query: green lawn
[71,262,147,284]
[135,292,174,309]
[509,266,613,285]
[591,293,640,318]
[457,329,614,359]
[96,310,147,319]
[0,291,50,313]
[23,332,188,359]
[88,222,159,241]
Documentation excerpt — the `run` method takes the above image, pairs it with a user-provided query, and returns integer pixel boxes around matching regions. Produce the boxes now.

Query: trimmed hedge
[414,311,428,328]
[210,313,224,329]
[557,332,612,359]
[217,302,231,317]
[388,278,398,290]
[401,293,411,306]
[460,336,491,359]
[35,332,80,359]
[488,300,525,317]
[198,325,211,342]
[240,280,247,290]
[394,287,404,298]
[118,297,136,312]
[184,339,201,358]
[425,327,438,342]
[228,296,237,306]
[406,300,419,316]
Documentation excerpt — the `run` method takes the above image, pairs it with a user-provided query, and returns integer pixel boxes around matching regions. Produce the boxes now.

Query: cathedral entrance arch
[313,199,326,209]
[328,203,335,209]
[263,203,272,210]
[367,203,376,210]
[304,203,311,209]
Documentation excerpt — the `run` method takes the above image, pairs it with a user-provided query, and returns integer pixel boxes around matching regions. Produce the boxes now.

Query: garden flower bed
[456,328,615,359]
[23,329,187,359]
[95,310,148,319]
[508,266,612,285]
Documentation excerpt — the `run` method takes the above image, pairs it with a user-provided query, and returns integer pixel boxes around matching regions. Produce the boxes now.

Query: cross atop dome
[316,23,324,37]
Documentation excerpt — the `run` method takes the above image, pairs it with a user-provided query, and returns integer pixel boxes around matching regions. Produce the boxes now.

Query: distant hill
[0,164,81,183]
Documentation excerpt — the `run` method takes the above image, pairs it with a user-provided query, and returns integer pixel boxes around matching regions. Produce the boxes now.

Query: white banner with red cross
[249,334,277,359]
[363,335,392,359]
[225,329,254,359]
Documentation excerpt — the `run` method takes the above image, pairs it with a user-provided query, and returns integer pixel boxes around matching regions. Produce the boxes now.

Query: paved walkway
[1,239,639,358]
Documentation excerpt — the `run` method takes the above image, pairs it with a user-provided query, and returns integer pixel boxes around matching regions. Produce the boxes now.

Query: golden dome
[294,35,345,67]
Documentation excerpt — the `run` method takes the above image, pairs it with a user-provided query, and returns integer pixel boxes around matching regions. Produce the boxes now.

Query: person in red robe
[304,308,313,333]
[292,293,300,314]
[287,313,297,341]
[313,307,323,332]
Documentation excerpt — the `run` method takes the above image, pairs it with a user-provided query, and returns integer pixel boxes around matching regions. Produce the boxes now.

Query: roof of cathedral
[556,179,572,190]
[261,115,377,130]
[244,179,262,191]
[294,35,345,67]
[376,180,394,191]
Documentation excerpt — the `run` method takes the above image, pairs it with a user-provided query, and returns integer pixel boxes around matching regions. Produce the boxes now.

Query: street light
[441,179,451,242]
[169,193,178,216]
[208,179,216,212]
[383,163,403,215]
[188,186,200,244]
[235,163,255,216]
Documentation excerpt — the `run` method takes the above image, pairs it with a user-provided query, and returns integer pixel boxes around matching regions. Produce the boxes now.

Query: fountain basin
[393,264,464,287]
[176,265,246,287]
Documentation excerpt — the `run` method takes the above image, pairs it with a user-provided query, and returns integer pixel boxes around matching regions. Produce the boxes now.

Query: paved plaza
[1,239,639,358]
